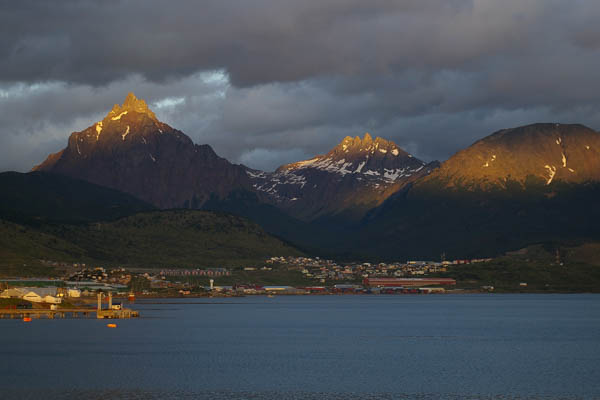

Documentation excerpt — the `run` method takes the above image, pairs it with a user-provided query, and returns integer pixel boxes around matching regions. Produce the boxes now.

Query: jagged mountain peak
[249,133,433,220]
[343,132,372,144]
[76,92,181,147]
[106,92,157,121]
[276,133,425,177]
[32,93,253,209]
[332,133,409,159]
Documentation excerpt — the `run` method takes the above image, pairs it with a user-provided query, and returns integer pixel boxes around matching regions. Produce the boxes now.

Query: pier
[1,308,99,319]
[0,307,139,320]
[95,292,139,319]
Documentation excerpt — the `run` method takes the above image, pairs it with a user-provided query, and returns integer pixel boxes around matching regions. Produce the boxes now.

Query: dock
[0,307,139,320]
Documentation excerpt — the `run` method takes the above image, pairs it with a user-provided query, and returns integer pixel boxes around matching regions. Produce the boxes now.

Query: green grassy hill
[0,172,302,276]
[0,219,85,276]
[47,210,303,267]
[441,243,600,292]
[0,210,303,276]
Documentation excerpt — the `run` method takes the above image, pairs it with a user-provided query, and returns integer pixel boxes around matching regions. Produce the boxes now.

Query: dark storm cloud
[2,0,600,172]
[1,0,467,86]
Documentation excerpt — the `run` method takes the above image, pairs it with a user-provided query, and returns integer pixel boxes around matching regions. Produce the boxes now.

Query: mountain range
[34,93,433,222]
[27,93,600,260]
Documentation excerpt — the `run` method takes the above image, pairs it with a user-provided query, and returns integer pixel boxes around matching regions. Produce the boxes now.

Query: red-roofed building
[363,277,456,287]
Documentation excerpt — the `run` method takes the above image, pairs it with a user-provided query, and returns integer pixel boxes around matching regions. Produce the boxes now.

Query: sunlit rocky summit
[249,133,436,219]
[425,123,600,189]
[34,93,252,208]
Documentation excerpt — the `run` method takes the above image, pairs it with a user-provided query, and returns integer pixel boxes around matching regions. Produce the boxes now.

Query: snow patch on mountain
[111,111,128,121]
[482,154,496,168]
[246,170,266,179]
[354,161,366,173]
[95,122,103,140]
[544,165,557,185]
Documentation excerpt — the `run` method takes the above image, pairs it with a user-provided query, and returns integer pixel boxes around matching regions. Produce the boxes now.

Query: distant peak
[107,92,157,121]
[123,92,145,109]
[330,133,416,160]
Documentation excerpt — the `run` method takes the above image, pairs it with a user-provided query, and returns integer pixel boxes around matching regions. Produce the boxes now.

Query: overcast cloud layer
[2,0,600,172]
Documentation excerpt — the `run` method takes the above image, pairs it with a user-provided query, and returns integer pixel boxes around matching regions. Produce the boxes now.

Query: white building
[22,291,44,303]
[0,288,28,298]
[3,287,60,303]
[43,295,62,304]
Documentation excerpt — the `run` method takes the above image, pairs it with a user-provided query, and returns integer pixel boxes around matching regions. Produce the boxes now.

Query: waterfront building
[0,288,28,298]
[363,278,456,287]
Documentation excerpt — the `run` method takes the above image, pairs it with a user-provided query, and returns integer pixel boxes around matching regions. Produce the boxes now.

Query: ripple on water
[3,389,587,400]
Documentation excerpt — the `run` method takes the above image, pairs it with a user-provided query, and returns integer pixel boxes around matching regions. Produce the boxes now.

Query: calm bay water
[2,294,599,399]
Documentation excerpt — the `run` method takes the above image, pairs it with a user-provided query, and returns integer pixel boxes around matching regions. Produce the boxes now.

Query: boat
[106,323,117,328]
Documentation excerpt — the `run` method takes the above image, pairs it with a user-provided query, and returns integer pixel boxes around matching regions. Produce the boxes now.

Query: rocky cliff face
[33,93,252,209]
[248,133,436,220]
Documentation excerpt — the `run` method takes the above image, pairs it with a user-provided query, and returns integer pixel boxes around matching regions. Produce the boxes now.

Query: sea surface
[1,294,599,399]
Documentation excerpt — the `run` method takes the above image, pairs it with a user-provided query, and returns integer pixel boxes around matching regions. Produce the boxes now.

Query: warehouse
[363,277,456,287]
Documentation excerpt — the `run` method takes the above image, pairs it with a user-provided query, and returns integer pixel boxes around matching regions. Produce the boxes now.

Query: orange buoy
[23,317,32,322]
[106,323,117,328]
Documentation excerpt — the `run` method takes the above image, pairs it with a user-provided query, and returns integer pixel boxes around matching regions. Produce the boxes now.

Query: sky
[2,0,600,172]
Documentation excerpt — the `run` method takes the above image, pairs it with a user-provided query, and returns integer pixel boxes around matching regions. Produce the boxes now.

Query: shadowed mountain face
[34,93,253,209]
[248,133,436,220]
[0,171,154,225]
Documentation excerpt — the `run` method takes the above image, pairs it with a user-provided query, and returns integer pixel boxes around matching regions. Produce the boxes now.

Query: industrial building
[363,277,456,287]
[1,287,62,304]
